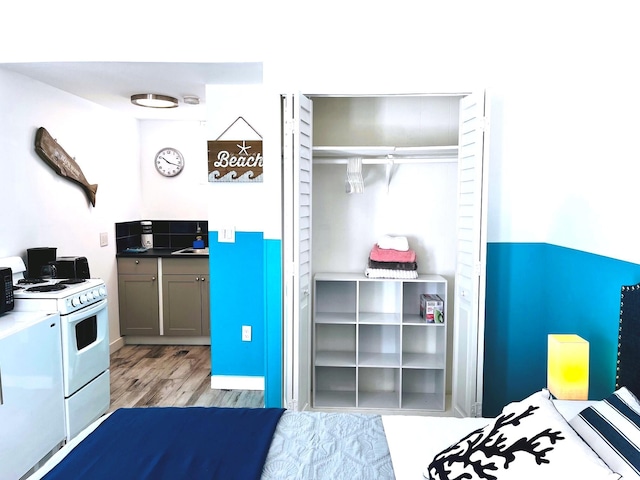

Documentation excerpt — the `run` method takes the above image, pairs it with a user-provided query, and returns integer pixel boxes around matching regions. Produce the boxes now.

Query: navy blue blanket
[43,406,285,480]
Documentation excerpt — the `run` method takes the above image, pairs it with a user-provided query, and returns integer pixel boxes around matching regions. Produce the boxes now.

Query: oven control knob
[87,291,94,301]
[99,287,107,297]
[80,294,88,303]
[72,297,80,307]
[92,289,100,298]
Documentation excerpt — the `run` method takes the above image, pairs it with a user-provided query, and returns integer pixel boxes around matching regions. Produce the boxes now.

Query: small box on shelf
[420,294,444,323]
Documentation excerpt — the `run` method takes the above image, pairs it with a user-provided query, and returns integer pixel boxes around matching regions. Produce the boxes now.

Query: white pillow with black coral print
[425,389,620,480]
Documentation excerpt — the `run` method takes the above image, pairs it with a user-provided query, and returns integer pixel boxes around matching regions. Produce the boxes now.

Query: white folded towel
[364,268,418,279]
[377,235,409,251]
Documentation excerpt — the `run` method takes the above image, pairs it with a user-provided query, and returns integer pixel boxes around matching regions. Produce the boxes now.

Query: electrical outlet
[242,325,251,342]
[100,232,108,247]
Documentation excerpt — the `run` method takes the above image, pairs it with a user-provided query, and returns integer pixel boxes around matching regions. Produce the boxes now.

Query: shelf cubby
[358,367,401,409]
[401,369,446,410]
[314,366,357,408]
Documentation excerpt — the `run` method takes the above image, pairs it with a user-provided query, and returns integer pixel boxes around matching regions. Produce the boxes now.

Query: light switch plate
[100,232,108,247]
[218,227,235,243]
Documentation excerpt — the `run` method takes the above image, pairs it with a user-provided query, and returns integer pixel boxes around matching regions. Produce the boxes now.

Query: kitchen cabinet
[162,258,209,336]
[313,273,447,411]
[0,311,65,479]
[117,257,160,335]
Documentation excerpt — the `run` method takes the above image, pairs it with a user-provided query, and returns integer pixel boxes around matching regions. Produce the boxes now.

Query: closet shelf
[313,146,458,164]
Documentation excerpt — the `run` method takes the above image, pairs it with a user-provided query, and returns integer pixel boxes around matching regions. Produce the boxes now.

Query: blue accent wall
[209,231,265,377]
[484,242,640,416]
[264,239,282,408]
[208,231,283,407]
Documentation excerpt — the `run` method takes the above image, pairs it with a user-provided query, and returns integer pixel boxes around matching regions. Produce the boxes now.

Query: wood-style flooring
[109,345,264,411]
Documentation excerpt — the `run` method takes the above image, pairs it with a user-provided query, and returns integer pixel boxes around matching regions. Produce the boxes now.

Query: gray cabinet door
[162,274,203,336]
[201,274,210,337]
[118,274,160,335]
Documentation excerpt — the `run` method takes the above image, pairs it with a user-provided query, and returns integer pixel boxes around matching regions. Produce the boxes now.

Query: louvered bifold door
[452,92,489,418]
[282,93,313,411]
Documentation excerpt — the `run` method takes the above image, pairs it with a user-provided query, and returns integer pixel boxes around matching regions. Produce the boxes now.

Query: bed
[28,284,640,480]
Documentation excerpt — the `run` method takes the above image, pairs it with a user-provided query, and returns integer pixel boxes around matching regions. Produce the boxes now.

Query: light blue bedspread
[262,411,395,479]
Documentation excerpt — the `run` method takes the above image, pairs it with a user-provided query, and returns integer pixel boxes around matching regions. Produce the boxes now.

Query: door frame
[280,90,487,415]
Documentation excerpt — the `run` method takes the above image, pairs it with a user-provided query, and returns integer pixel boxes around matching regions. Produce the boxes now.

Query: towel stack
[365,235,418,279]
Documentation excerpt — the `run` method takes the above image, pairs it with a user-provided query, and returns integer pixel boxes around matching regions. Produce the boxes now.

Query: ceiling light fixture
[131,94,178,108]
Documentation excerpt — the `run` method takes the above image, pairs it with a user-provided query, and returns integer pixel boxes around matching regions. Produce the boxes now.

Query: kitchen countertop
[116,248,209,258]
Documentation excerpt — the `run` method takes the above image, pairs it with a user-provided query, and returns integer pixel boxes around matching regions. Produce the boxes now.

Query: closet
[282,92,488,416]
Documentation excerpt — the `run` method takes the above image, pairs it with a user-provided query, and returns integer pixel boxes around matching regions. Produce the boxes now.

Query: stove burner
[57,278,87,285]
[17,278,47,285]
[26,284,68,292]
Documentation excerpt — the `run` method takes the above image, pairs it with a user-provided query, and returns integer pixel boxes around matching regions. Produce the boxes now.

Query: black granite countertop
[116,248,209,258]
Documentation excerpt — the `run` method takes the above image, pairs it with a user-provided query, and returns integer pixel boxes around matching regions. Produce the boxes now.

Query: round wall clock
[154,147,185,177]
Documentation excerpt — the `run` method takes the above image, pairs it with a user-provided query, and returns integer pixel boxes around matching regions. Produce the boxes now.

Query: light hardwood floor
[109,345,264,411]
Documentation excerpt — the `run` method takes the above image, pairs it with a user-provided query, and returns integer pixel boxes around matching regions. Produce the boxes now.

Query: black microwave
[0,267,14,314]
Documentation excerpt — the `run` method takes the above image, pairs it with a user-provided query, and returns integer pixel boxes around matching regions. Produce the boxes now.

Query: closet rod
[313,157,458,165]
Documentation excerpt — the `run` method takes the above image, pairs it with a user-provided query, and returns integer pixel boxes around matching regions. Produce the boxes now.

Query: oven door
[60,298,109,397]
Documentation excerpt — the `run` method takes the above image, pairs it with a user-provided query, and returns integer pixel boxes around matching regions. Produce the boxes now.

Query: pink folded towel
[369,244,416,263]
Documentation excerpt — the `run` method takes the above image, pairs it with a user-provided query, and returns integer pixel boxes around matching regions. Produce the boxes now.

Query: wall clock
[154,147,185,177]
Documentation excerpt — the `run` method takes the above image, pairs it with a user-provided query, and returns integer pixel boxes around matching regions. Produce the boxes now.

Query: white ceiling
[0,61,263,121]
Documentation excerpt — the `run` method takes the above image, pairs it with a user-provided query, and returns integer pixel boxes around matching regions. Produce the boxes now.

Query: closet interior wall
[310,95,462,400]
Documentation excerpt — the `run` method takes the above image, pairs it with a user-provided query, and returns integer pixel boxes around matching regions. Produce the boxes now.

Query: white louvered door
[282,93,313,411]
[452,92,489,417]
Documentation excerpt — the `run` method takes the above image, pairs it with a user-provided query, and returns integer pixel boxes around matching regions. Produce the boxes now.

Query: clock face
[155,148,184,177]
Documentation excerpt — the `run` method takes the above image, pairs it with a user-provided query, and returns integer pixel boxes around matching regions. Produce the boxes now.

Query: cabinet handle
[135,260,140,264]
[152,276,156,281]
[201,277,206,282]
[196,277,200,281]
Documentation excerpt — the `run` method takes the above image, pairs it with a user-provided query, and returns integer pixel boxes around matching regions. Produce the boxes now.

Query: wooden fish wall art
[34,127,98,207]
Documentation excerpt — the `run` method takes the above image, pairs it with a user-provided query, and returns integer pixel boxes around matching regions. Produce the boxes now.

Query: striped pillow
[570,387,640,478]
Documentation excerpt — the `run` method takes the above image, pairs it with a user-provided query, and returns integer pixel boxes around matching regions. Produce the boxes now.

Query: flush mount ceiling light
[131,93,178,108]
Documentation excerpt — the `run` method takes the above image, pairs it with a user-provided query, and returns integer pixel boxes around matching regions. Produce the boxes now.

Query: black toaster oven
[0,267,14,314]
[55,256,90,279]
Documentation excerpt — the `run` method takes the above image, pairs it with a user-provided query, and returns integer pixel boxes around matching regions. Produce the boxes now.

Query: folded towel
[368,259,418,271]
[364,268,419,279]
[377,235,409,251]
[370,244,416,263]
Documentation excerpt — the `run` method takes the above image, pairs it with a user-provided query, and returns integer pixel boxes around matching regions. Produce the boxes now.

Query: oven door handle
[66,298,108,324]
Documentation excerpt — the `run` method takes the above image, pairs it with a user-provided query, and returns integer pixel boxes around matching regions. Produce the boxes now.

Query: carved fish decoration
[34,127,98,207]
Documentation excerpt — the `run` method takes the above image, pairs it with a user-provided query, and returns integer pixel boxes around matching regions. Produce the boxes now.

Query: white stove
[1,255,110,442]
[13,277,107,315]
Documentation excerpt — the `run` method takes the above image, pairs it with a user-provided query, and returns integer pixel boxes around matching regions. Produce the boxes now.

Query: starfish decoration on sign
[237,140,251,155]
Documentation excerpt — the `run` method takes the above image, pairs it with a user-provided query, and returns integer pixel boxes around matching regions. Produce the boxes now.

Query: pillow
[570,386,640,479]
[425,389,620,480]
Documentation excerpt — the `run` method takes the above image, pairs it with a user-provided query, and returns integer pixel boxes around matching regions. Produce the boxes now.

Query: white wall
[204,85,281,237]
[2,1,640,346]
[139,121,209,220]
[263,1,640,265]
[312,163,458,275]
[0,1,267,64]
[0,67,140,345]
